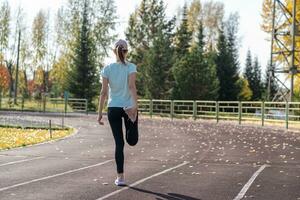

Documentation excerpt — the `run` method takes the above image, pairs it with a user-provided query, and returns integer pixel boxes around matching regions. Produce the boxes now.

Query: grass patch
[0,127,73,150]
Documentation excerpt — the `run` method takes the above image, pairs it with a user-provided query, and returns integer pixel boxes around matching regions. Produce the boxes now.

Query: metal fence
[138,99,300,129]
[0,97,88,114]
[1,97,299,129]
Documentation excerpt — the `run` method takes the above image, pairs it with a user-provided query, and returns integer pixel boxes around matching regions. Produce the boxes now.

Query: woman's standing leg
[107,108,125,174]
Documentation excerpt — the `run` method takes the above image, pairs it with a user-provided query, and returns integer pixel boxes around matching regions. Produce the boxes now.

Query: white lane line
[0,157,44,167]
[96,161,190,200]
[0,159,113,192]
[233,164,269,200]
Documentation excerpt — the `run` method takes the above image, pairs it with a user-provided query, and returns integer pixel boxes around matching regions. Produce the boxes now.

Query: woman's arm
[97,77,109,125]
[128,73,138,108]
[126,72,138,122]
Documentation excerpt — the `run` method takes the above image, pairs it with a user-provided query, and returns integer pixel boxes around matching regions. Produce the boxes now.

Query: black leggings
[107,107,138,173]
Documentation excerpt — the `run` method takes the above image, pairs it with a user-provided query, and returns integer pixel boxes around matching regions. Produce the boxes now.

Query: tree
[261,0,274,33]
[202,0,225,50]
[172,5,193,99]
[244,50,253,87]
[244,50,263,100]
[252,57,263,100]
[215,24,240,101]
[237,77,252,101]
[50,55,69,97]
[18,70,29,98]
[144,28,174,99]
[41,0,116,102]
[32,10,47,95]
[295,75,300,101]
[91,0,117,66]
[3,6,26,99]
[64,0,116,66]
[187,0,201,45]
[261,0,300,97]
[125,0,176,97]
[263,61,279,100]
[172,23,219,100]
[174,4,192,58]
[0,0,10,62]
[32,10,47,68]
[0,64,10,96]
[67,0,99,108]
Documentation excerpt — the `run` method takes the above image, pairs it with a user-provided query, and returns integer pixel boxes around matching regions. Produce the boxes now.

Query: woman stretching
[97,39,138,186]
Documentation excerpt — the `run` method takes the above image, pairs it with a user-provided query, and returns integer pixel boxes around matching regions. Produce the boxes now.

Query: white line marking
[96,161,190,200]
[0,159,113,192]
[233,164,269,200]
[0,157,44,167]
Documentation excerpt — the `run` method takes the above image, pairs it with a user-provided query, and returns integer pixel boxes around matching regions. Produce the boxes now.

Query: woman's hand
[97,113,104,125]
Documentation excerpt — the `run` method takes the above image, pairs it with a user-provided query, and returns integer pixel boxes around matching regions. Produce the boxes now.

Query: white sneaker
[114,178,126,186]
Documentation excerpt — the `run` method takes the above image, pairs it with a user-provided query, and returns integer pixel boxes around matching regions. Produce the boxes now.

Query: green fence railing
[138,99,300,129]
[0,97,88,114]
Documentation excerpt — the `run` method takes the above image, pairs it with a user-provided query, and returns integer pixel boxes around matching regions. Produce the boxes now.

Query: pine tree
[244,50,253,86]
[263,61,279,100]
[225,13,240,99]
[174,4,192,58]
[215,26,235,100]
[67,0,99,108]
[193,23,219,100]
[243,50,255,100]
[145,29,174,99]
[172,23,219,100]
[244,51,263,100]
[172,5,193,99]
[125,0,175,98]
[252,57,263,100]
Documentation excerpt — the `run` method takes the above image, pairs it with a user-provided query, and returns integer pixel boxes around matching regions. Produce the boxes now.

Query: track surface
[0,113,299,200]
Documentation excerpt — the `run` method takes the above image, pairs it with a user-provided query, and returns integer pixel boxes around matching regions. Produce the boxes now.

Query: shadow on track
[129,186,202,200]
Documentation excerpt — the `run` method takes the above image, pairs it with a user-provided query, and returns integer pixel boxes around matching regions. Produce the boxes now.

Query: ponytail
[116,45,126,65]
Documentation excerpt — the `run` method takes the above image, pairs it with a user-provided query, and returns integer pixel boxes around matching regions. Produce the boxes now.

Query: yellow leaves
[0,127,72,150]
[295,74,300,100]
[34,66,45,86]
[261,0,300,90]
[49,55,69,90]
[187,0,201,33]
[261,0,274,33]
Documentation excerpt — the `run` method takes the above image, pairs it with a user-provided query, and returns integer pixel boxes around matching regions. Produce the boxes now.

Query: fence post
[42,94,46,113]
[170,100,174,120]
[62,113,64,128]
[49,120,52,139]
[21,98,24,112]
[193,101,197,120]
[285,101,289,129]
[238,101,242,125]
[64,97,68,116]
[85,99,88,115]
[216,101,219,123]
[261,101,265,126]
[150,99,153,118]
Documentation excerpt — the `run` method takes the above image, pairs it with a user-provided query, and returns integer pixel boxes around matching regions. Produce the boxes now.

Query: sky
[7,0,270,72]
